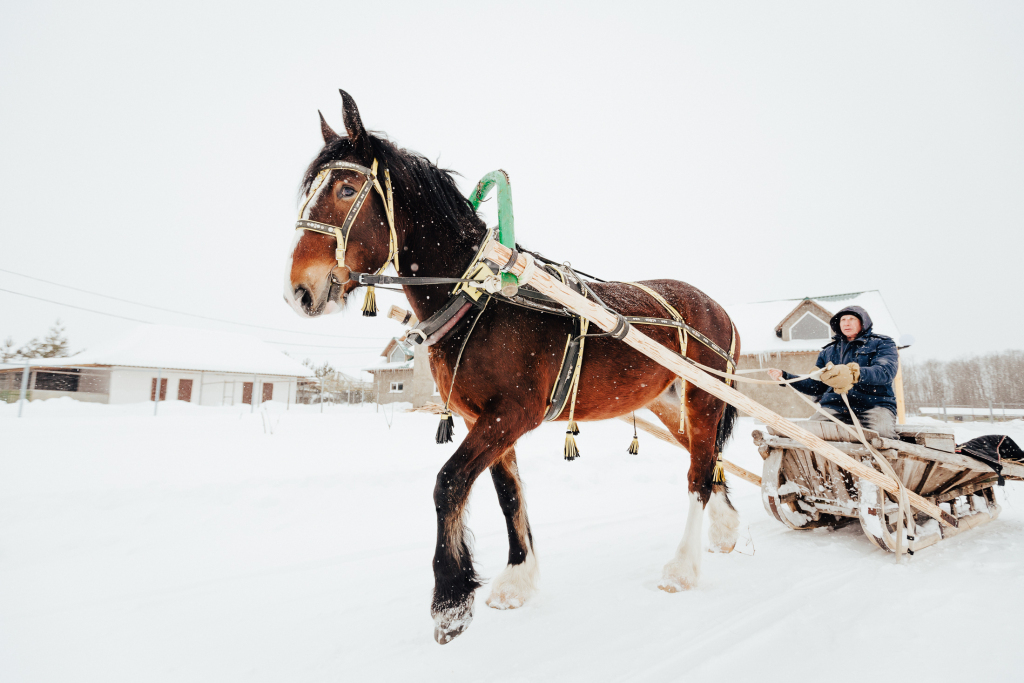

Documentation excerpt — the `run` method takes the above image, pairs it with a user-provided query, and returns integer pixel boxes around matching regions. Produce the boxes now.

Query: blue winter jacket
[782,305,899,415]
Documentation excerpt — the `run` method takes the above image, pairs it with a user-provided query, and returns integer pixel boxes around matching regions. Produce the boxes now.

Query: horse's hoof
[486,555,538,610]
[708,541,736,554]
[432,595,474,645]
[658,558,699,592]
[486,592,525,610]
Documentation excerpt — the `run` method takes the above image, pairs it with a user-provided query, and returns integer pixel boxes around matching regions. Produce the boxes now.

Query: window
[36,370,79,392]
[389,347,407,364]
[178,379,193,402]
[151,377,168,401]
[390,381,404,393]
[790,312,831,340]
[242,382,253,404]
[262,383,273,402]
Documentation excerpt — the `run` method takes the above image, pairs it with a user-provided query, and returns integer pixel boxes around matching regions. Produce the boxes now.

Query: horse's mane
[300,134,487,246]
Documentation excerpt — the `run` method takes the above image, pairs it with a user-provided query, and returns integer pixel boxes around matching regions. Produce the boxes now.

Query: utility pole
[17,360,30,418]
[989,399,995,424]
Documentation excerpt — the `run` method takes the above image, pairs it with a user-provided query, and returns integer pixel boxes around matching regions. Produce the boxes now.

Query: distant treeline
[903,350,1024,410]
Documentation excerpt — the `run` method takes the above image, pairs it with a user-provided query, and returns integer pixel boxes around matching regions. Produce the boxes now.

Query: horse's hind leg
[649,386,736,591]
[486,445,539,610]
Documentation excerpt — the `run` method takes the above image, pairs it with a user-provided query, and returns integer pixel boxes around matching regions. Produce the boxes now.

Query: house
[728,290,902,418]
[0,324,314,406]
[363,337,440,407]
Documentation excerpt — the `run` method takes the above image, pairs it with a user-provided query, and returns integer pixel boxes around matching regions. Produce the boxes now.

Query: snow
[19,324,314,377]
[2,399,1023,681]
[729,290,902,355]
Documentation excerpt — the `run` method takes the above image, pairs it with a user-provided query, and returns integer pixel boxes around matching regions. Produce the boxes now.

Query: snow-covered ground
[2,398,1022,682]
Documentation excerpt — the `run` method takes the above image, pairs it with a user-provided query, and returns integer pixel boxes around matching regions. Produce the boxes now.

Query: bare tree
[903,350,1024,411]
[3,320,72,361]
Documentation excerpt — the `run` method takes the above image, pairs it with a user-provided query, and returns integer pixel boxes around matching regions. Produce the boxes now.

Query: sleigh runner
[753,422,1024,553]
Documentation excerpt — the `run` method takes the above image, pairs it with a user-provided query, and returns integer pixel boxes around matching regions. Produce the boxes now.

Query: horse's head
[284,91,395,318]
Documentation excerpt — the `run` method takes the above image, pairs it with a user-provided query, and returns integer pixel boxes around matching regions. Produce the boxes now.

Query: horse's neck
[396,213,484,321]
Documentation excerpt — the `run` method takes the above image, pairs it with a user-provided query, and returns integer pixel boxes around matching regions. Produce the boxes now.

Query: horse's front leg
[432,410,530,644]
[485,445,539,610]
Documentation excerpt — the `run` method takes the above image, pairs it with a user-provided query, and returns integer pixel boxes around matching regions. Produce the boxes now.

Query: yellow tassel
[564,432,580,461]
[361,286,378,317]
[567,420,580,435]
[712,454,726,484]
[628,436,639,455]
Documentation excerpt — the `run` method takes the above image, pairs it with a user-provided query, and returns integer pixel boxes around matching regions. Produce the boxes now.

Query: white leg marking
[486,549,539,610]
[659,491,704,592]
[707,489,740,554]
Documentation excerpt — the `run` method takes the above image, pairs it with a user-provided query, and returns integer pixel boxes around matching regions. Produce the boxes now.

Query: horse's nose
[294,285,315,314]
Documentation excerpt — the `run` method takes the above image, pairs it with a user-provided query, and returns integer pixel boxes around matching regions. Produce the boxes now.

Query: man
[766,305,899,438]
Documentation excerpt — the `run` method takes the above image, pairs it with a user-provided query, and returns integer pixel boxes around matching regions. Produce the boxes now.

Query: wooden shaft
[617,415,762,487]
[485,243,956,528]
[893,351,907,425]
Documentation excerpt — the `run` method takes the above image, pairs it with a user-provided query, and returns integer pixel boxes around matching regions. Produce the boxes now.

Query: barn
[729,290,904,418]
[0,324,314,407]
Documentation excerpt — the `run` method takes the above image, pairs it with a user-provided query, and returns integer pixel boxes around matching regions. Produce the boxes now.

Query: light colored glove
[820,362,859,394]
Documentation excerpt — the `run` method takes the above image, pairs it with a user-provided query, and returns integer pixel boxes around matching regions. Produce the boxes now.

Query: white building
[0,325,314,406]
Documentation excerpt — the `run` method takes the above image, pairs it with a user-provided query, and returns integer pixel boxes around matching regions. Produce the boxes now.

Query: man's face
[840,314,862,339]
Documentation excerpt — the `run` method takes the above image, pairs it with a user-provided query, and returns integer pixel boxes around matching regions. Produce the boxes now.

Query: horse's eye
[336,185,356,199]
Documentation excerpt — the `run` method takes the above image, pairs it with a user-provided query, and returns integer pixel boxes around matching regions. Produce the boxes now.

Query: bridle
[295,158,400,286]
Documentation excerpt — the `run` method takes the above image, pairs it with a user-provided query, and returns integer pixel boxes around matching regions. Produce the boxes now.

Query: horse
[284,90,742,644]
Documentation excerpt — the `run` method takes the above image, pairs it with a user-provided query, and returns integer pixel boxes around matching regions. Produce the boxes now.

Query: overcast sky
[1,1,1021,377]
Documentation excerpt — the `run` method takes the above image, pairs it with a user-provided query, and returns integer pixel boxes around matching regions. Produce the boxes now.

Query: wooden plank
[485,242,956,527]
[767,420,879,444]
[873,436,1024,478]
[935,479,999,504]
[915,461,938,495]
[614,415,762,486]
[763,437,898,460]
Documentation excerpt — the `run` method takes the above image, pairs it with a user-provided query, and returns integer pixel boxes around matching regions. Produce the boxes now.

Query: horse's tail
[714,402,738,453]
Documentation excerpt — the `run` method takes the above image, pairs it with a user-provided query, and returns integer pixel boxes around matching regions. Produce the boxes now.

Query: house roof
[363,337,416,373]
[729,290,901,356]
[6,324,315,377]
[381,337,415,360]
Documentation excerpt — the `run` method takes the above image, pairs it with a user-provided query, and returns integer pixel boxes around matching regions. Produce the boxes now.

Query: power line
[265,340,384,350]
[1,286,389,352]
[0,287,154,324]
[0,266,385,340]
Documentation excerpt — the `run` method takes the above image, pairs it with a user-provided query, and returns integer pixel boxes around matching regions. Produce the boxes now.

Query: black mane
[300,133,487,249]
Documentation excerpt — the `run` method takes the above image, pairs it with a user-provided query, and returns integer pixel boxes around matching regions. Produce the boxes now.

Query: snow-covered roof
[362,359,414,373]
[12,324,315,377]
[728,290,901,356]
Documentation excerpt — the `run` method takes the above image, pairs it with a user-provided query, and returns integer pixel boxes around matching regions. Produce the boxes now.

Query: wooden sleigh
[753,422,1024,553]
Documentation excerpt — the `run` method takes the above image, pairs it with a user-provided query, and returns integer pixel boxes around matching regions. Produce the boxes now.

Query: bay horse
[284,91,741,644]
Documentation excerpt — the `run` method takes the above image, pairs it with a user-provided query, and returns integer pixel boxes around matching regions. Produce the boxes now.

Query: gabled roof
[7,324,315,377]
[729,290,901,355]
[773,299,834,337]
[380,337,414,360]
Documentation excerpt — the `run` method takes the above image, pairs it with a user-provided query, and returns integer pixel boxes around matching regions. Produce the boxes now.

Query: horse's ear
[339,89,372,158]
[319,110,341,145]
